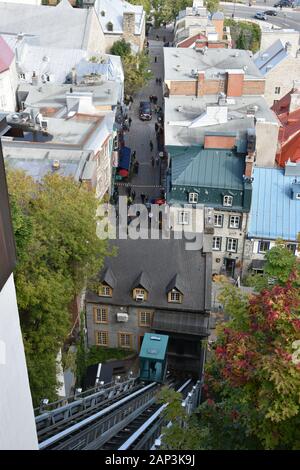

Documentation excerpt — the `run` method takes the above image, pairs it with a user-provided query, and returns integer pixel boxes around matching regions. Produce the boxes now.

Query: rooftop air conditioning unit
[117,313,128,322]
[135,294,144,301]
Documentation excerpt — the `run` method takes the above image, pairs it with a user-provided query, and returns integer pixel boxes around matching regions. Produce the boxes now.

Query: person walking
[128,117,132,128]
[132,150,136,160]
[151,156,155,167]
[158,78,162,85]
[126,185,132,197]
[154,56,157,63]
[131,189,136,201]
[155,122,159,133]
[156,156,159,166]
[134,160,139,174]
[149,140,154,152]
[140,192,146,204]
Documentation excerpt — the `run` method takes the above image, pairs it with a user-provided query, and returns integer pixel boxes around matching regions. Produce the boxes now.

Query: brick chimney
[123,12,135,36]
[196,72,205,97]
[245,153,255,178]
[227,70,244,97]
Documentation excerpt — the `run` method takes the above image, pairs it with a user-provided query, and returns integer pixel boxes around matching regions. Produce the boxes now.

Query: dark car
[139,101,152,121]
[264,9,278,15]
[274,0,294,6]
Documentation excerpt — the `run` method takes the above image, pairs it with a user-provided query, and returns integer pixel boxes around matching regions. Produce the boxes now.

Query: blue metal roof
[254,39,288,76]
[248,167,300,242]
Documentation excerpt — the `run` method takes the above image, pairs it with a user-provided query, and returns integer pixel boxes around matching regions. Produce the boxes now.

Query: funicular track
[37,375,196,451]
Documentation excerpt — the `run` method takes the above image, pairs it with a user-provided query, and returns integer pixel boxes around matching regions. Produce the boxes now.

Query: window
[101,10,106,16]
[229,215,240,229]
[134,288,147,299]
[96,330,109,346]
[94,306,108,324]
[286,243,297,254]
[99,284,112,297]
[19,73,25,80]
[223,195,233,207]
[119,333,132,349]
[214,214,223,227]
[275,87,281,95]
[139,311,153,327]
[258,240,270,253]
[212,236,222,251]
[188,192,198,203]
[178,210,189,225]
[107,21,113,31]
[295,193,300,200]
[168,289,182,303]
[227,238,238,252]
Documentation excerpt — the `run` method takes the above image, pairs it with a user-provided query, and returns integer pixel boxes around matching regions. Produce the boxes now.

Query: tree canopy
[160,248,300,449]
[225,19,261,53]
[7,170,109,405]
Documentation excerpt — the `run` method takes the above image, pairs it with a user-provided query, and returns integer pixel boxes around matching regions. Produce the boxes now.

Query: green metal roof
[171,147,245,190]
[139,333,169,361]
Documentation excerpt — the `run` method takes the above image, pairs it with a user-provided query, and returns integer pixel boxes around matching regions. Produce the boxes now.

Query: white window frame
[169,290,181,302]
[188,192,198,204]
[212,236,222,251]
[227,238,238,253]
[258,240,270,254]
[214,214,223,227]
[229,215,240,229]
[178,210,189,225]
[223,195,233,207]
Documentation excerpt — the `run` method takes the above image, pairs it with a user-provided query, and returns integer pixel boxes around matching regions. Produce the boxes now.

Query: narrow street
[117,29,169,203]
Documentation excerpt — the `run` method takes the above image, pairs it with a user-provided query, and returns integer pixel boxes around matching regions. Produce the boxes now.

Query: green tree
[224,19,261,53]
[128,0,151,14]
[110,39,131,58]
[205,0,220,14]
[7,170,110,405]
[122,51,152,95]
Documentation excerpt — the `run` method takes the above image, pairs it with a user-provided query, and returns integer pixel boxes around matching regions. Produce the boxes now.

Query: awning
[152,311,210,337]
[251,259,266,270]
[118,146,131,170]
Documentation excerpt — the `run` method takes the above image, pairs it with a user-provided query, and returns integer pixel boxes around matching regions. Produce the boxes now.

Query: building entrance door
[224,258,236,277]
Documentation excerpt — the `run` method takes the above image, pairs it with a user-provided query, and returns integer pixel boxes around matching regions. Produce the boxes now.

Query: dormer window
[296,193,300,200]
[223,195,233,207]
[99,283,112,297]
[107,21,113,32]
[188,192,198,204]
[133,288,148,301]
[101,10,106,17]
[168,289,183,304]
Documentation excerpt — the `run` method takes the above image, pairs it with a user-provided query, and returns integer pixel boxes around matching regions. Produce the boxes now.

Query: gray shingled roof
[100,267,117,289]
[86,236,211,312]
[132,271,152,291]
[166,273,186,295]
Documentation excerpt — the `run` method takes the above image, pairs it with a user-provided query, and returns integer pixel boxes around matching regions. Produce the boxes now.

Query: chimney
[245,152,254,178]
[289,80,300,113]
[196,71,205,97]
[123,11,135,36]
[227,70,244,97]
[71,67,77,86]
[32,71,39,86]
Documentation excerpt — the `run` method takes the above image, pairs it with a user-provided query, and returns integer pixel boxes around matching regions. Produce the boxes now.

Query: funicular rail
[39,381,159,450]
[36,378,141,442]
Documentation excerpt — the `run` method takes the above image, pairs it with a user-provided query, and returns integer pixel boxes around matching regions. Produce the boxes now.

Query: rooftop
[0,1,97,50]
[164,47,263,81]
[86,236,211,313]
[164,95,278,147]
[171,147,245,190]
[94,0,145,35]
[254,39,288,76]
[0,36,14,74]
[248,167,300,242]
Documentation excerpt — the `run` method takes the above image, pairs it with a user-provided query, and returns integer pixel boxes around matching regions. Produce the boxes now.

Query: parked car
[264,9,278,15]
[274,0,294,6]
[255,12,267,20]
[139,101,152,121]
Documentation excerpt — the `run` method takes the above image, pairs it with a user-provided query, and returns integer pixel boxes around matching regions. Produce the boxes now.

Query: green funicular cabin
[139,333,169,383]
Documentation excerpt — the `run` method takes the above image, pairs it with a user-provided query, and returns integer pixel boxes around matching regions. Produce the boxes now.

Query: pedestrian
[140,192,146,204]
[155,78,159,85]
[132,150,136,160]
[158,78,162,85]
[156,34,159,40]
[153,95,158,104]
[156,156,159,166]
[145,194,149,203]
[149,95,153,103]
[134,161,139,174]
[151,156,155,166]
[146,40,149,48]
[150,140,154,152]
[126,185,132,197]
[128,117,132,128]
[129,96,133,104]
[155,123,159,133]
[127,195,133,206]
[154,56,157,63]
[131,189,136,201]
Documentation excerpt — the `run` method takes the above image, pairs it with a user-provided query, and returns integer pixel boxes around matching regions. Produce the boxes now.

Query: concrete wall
[255,120,279,167]
[0,274,38,450]
[263,56,300,106]
[0,60,17,112]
